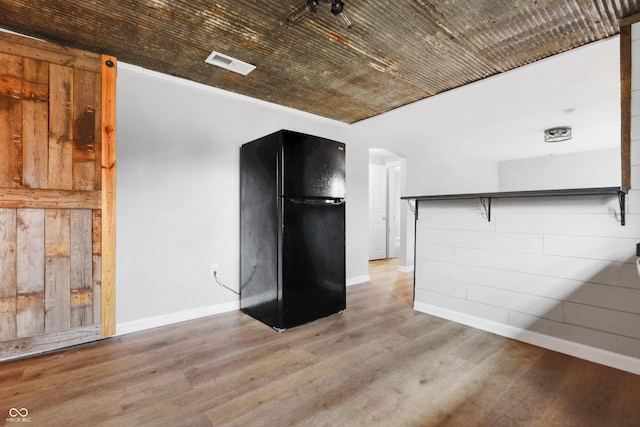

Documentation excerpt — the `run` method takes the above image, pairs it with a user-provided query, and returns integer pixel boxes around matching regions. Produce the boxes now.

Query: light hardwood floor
[2,259,640,426]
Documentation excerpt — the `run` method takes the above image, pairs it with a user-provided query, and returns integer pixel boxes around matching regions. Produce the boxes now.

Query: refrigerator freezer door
[281,131,345,199]
[281,197,346,328]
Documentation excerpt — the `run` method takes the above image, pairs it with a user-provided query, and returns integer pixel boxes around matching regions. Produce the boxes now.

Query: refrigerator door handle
[288,197,345,205]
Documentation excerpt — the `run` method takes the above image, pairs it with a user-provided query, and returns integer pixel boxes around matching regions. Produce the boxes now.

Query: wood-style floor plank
[2,258,640,426]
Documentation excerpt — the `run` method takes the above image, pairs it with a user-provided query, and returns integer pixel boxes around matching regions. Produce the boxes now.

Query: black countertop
[401,186,627,201]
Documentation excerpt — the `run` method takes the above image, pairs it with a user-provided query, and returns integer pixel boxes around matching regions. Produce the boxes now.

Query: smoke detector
[205,51,255,76]
[544,126,572,143]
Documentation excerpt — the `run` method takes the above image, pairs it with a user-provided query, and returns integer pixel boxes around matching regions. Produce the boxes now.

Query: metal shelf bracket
[407,199,417,220]
[618,191,626,226]
[480,197,492,222]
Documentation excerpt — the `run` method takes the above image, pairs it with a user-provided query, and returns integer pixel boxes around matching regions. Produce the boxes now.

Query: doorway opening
[368,148,412,271]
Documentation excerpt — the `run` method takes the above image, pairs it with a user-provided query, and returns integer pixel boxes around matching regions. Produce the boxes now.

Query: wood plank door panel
[22,58,49,189]
[0,52,23,189]
[0,208,17,341]
[0,32,116,359]
[16,208,45,338]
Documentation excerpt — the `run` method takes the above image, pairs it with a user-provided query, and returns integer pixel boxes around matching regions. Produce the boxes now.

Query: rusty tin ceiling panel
[0,0,639,123]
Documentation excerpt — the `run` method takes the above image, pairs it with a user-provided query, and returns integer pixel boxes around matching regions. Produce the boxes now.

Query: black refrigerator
[240,129,346,330]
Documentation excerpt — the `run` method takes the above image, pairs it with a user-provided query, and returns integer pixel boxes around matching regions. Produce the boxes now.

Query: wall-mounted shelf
[401,186,629,226]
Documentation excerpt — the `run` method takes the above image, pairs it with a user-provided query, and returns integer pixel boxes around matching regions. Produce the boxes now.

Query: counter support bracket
[618,191,626,226]
[407,200,418,221]
[480,197,491,222]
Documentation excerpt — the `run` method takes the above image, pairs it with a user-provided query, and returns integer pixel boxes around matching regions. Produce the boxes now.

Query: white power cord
[214,271,239,295]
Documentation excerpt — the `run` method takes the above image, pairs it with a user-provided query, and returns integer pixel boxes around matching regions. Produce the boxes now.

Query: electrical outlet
[210,264,219,277]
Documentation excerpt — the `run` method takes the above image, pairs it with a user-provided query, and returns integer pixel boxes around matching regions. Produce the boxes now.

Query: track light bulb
[287,0,319,24]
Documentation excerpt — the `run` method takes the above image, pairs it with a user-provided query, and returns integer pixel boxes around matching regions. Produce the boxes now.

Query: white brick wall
[413,27,640,372]
[414,195,640,370]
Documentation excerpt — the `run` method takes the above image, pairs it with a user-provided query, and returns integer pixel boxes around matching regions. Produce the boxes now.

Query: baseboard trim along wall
[116,301,240,336]
[414,301,640,375]
[118,275,370,336]
[347,275,371,286]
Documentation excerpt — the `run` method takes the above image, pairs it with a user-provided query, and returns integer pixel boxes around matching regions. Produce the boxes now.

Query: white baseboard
[347,275,370,286]
[116,301,240,336]
[398,264,414,272]
[414,301,640,375]
[117,277,370,335]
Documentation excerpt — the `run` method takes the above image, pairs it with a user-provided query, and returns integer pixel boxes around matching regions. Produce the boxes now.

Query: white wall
[344,142,370,285]
[362,130,500,270]
[114,63,495,332]
[382,136,499,197]
[115,65,366,330]
[412,26,640,374]
[498,148,621,191]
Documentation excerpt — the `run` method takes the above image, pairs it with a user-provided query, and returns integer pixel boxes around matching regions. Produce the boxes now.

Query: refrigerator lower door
[280,197,346,328]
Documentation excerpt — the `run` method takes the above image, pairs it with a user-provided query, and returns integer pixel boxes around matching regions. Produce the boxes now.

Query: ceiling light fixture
[544,126,572,143]
[287,0,353,28]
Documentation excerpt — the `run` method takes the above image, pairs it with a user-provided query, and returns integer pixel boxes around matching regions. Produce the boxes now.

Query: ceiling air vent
[205,51,255,76]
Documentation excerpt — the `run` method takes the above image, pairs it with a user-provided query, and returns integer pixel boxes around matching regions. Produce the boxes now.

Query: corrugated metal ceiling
[0,0,638,123]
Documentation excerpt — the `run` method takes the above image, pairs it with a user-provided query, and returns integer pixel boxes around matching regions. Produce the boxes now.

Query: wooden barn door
[0,32,116,359]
